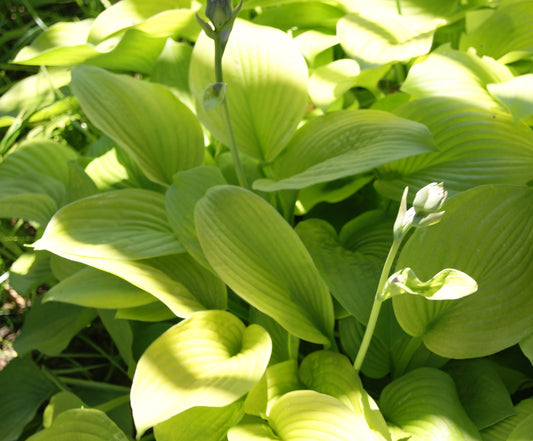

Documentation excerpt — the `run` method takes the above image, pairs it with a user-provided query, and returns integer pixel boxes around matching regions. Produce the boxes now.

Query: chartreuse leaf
[393,185,533,358]
[508,414,533,441]
[115,301,174,322]
[130,310,271,436]
[309,59,360,112]
[0,139,77,184]
[9,251,54,296]
[26,408,129,441]
[382,267,477,301]
[380,368,481,441]
[13,21,167,74]
[245,360,303,417]
[253,109,435,192]
[0,357,57,441]
[299,351,391,441]
[460,1,533,64]
[87,0,195,44]
[270,390,383,441]
[444,359,514,430]
[337,12,444,70]
[488,75,533,123]
[195,186,335,345]
[43,267,155,309]
[341,0,458,19]
[42,391,85,428]
[189,19,308,162]
[71,65,204,186]
[228,415,278,440]
[166,166,226,270]
[296,212,393,327]
[34,189,183,261]
[154,398,245,441]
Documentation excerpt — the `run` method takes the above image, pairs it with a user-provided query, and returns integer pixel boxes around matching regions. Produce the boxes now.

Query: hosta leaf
[130,310,271,435]
[115,301,175,322]
[253,109,436,192]
[154,398,244,441]
[337,12,444,70]
[393,185,533,358]
[43,267,154,309]
[380,368,481,441]
[195,186,335,345]
[0,357,57,441]
[296,213,392,326]
[444,359,515,430]
[269,390,384,441]
[34,189,183,261]
[87,0,194,43]
[382,267,478,301]
[71,65,204,186]
[0,188,57,225]
[14,298,97,357]
[460,1,533,63]
[244,360,302,417]
[0,139,77,184]
[342,0,458,19]
[293,30,339,66]
[487,74,533,122]
[26,408,129,441]
[42,391,86,428]
[481,398,533,441]
[13,21,167,74]
[9,251,54,296]
[376,96,533,200]
[166,166,226,270]
[189,19,308,162]
[507,414,533,441]
[98,309,135,372]
[299,351,391,441]
[309,59,360,112]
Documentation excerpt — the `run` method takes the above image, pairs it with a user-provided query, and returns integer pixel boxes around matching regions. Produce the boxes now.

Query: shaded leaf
[195,186,335,345]
[0,357,57,441]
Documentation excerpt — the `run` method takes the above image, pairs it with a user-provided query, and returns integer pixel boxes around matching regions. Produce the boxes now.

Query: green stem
[354,237,402,371]
[214,35,248,189]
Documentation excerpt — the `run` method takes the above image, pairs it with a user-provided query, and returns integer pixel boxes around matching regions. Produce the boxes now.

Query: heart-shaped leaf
[71,65,204,185]
[131,310,271,435]
[393,185,533,358]
[195,185,335,345]
[189,19,308,162]
[380,367,481,441]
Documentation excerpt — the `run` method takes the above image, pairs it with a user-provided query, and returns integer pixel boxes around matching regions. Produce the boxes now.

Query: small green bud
[206,0,233,30]
[413,182,447,215]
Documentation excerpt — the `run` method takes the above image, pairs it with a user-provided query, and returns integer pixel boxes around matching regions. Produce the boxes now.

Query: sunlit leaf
[71,65,204,185]
[299,351,391,441]
[43,267,154,309]
[34,189,183,261]
[382,267,478,301]
[154,398,244,441]
[26,408,129,441]
[488,74,533,122]
[189,19,308,162]
[380,367,481,441]
[337,12,444,70]
[42,391,85,428]
[131,310,271,436]
[393,185,533,358]
[309,59,360,111]
[460,1,533,63]
[253,109,436,192]
[9,251,54,296]
[195,186,335,345]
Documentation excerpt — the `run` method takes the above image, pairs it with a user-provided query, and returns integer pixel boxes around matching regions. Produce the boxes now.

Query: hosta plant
[1,0,533,440]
